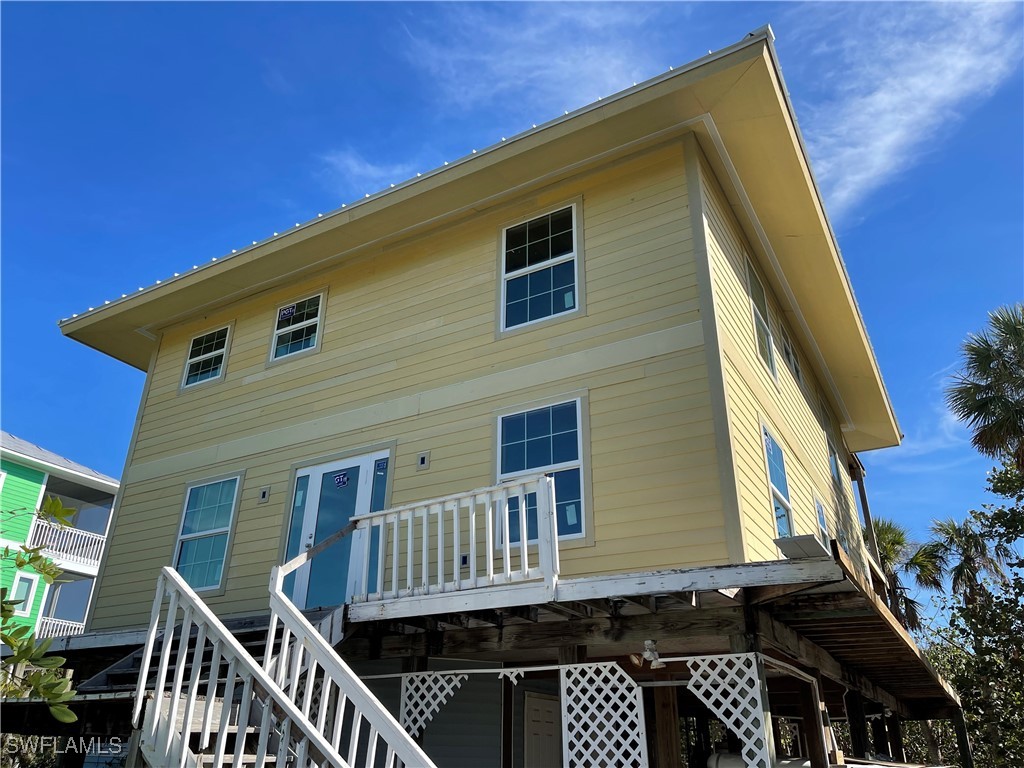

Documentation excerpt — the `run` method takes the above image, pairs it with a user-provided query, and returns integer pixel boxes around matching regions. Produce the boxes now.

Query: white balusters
[27,518,105,569]
[136,566,418,767]
[348,475,558,605]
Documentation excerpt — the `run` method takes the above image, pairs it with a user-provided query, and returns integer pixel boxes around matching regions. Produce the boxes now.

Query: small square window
[182,327,230,388]
[499,400,584,543]
[272,294,323,361]
[174,477,240,590]
[11,574,37,616]
[502,206,579,331]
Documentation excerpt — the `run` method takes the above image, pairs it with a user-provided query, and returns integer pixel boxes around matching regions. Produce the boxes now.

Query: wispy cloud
[402,4,669,122]
[318,147,420,201]
[789,3,1022,223]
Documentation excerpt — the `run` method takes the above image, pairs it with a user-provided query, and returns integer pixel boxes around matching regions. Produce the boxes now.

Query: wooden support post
[797,680,829,768]
[770,716,784,756]
[886,712,906,763]
[557,644,586,665]
[694,713,713,766]
[852,459,880,563]
[844,689,870,758]
[952,708,975,768]
[653,687,682,768]
[870,714,888,757]
[501,675,514,768]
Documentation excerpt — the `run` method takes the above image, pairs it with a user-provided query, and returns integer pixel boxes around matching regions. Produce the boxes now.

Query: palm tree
[929,516,1012,607]
[871,517,944,631]
[946,304,1024,471]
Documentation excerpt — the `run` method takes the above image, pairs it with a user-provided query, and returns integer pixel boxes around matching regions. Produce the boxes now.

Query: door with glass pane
[284,450,390,609]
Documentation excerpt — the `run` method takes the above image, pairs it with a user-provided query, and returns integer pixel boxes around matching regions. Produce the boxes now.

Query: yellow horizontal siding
[699,156,871,573]
[91,143,733,629]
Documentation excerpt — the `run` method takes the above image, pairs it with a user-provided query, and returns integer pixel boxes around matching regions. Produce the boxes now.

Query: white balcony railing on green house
[27,518,105,573]
[346,474,560,621]
[36,617,86,638]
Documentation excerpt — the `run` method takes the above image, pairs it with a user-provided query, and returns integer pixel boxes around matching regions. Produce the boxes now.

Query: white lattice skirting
[560,662,649,768]
[686,653,773,768]
[400,672,468,738]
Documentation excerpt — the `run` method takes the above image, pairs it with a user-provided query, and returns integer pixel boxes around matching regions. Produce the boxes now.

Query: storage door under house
[524,691,562,767]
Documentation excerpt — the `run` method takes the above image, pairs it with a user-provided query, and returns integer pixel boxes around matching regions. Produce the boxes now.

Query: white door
[524,692,562,768]
[284,450,390,609]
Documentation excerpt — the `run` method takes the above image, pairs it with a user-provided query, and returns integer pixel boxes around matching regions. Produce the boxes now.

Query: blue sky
[2,3,1022,554]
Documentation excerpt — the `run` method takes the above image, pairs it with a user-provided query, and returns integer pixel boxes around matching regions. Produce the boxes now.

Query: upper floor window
[272,294,323,361]
[182,327,230,389]
[174,476,240,591]
[762,426,792,538]
[827,437,844,487]
[779,325,800,382]
[746,260,775,375]
[815,498,829,547]
[501,206,579,331]
[498,400,584,543]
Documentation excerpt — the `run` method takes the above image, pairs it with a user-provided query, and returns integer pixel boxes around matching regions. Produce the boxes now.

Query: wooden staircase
[130,566,437,768]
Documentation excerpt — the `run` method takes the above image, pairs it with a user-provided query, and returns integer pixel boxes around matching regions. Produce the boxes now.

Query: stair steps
[132,566,437,768]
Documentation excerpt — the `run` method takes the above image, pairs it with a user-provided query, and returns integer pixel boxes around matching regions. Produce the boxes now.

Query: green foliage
[946,303,1024,471]
[938,306,1024,765]
[915,465,1024,766]
[1,496,77,723]
[869,516,943,631]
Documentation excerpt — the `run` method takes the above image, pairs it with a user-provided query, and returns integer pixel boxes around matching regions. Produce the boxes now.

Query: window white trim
[269,292,325,363]
[746,259,776,376]
[181,325,231,390]
[779,325,800,382]
[761,425,793,539]
[496,397,586,543]
[172,474,243,592]
[499,201,584,334]
[814,498,830,547]
[11,572,39,617]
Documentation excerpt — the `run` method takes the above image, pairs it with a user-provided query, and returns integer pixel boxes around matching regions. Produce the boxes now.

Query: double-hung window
[11,573,38,616]
[271,294,323,360]
[827,437,844,488]
[182,327,230,388]
[762,427,792,538]
[501,206,579,330]
[498,400,584,543]
[747,260,775,375]
[174,476,240,591]
[779,326,800,382]
[815,499,829,547]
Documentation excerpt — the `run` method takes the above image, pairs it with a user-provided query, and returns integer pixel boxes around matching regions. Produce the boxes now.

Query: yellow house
[38,26,970,768]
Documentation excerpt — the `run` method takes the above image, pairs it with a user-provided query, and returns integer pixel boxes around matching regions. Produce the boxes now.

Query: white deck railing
[28,519,105,570]
[36,617,86,638]
[134,565,437,768]
[348,475,559,604]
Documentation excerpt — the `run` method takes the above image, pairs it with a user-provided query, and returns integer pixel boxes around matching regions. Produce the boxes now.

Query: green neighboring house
[0,431,117,637]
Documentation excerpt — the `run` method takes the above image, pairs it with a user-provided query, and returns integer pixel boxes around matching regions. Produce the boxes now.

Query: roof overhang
[59,27,899,451]
[0,447,119,495]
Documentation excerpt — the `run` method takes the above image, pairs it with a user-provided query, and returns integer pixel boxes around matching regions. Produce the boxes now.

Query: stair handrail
[133,567,349,766]
[267,565,438,768]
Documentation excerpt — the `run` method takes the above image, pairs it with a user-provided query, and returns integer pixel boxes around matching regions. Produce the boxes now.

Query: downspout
[851,455,880,563]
